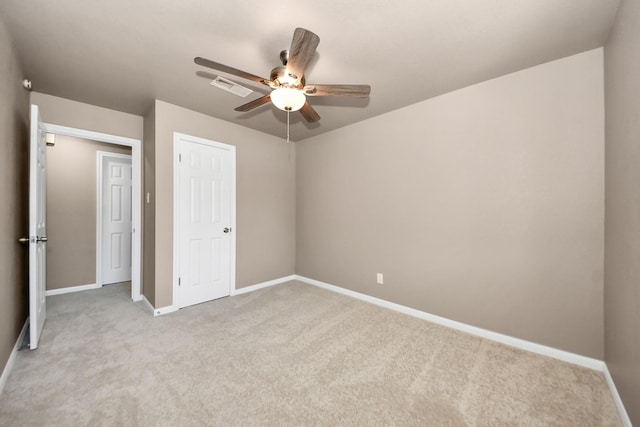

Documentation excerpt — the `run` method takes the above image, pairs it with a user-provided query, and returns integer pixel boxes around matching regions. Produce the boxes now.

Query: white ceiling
[0,0,621,141]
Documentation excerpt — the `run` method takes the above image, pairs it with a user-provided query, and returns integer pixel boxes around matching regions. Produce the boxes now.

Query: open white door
[175,133,235,309]
[29,104,47,350]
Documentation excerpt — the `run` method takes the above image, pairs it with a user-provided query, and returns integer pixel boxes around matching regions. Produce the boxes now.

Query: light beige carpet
[0,281,621,426]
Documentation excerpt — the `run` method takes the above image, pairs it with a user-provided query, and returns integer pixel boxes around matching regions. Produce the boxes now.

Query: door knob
[223,227,231,233]
[37,236,48,242]
[18,237,30,244]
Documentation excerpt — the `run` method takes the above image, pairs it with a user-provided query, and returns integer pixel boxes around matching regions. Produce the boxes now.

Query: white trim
[173,132,236,309]
[295,275,605,371]
[141,295,178,317]
[43,124,139,147]
[43,124,142,302]
[603,364,633,427]
[45,283,100,296]
[230,275,296,296]
[96,151,133,288]
[155,305,179,317]
[0,319,29,395]
[172,136,179,309]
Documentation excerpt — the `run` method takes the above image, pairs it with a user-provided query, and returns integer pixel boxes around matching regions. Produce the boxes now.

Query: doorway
[97,152,133,286]
[43,123,142,301]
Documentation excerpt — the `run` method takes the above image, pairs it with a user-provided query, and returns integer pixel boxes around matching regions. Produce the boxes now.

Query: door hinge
[179,153,182,162]
[178,277,181,286]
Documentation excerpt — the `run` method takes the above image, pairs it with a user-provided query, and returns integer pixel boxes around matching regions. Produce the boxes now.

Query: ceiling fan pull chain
[286,108,291,143]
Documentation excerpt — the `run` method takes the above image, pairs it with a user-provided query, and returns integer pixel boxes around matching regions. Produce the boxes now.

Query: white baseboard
[144,275,296,317]
[0,318,29,395]
[603,363,633,426]
[294,275,605,371]
[141,295,178,317]
[45,283,100,296]
[296,275,631,425]
[154,305,178,316]
[231,275,296,296]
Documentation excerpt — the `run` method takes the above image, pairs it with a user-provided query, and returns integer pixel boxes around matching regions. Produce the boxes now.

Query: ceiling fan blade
[303,84,371,97]
[234,94,271,112]
[299,102,321,123]
[194,57,270,86]
[286,28,320,82]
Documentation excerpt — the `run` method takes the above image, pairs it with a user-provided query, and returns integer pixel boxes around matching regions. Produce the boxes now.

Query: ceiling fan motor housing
[270,65,305,88]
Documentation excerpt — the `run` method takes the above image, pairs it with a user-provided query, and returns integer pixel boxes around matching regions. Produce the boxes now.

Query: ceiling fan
[194,28,371,123]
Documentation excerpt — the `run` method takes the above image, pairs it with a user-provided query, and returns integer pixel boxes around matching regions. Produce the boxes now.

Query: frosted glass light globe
[270,87,306,111]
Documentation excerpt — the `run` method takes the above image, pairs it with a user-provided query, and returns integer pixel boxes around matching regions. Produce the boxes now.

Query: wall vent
[210,76,253,98]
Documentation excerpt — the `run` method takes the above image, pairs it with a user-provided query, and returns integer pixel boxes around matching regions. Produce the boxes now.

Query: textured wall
[0,16,29,376]
[151,101,296,308]
[30,92,143,140]
[297,49,605,358]
[604,0,640,423]
[143,104,156,305]
[46,135,131,290]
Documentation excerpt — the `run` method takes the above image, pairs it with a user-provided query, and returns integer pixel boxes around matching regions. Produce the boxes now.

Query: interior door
[177,136,233,308]
[100,154,132,285]
[29,104,47,350]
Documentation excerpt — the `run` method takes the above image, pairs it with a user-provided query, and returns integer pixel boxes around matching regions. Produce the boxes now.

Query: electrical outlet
[377,273,384,284]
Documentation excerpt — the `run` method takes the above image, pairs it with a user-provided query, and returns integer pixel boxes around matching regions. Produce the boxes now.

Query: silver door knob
[223,227,231,233]
[18,237,30,244]
[37,236,48,242]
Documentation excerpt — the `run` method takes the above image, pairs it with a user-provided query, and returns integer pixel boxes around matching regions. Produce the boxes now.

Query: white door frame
[96,151,133,287]
[172,132,236,309]
[44,123,143,302]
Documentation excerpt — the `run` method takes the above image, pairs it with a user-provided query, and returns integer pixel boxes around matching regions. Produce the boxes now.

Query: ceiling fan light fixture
[195,28,369,124]
[270,87,306,111]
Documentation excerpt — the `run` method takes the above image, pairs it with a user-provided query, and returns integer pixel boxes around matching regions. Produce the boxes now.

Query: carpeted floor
[0,281,621,426]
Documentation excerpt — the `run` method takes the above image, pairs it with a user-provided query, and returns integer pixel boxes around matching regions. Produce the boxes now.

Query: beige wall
[0,17,30,376]
[30,92,143,141]
[143,104,156,305]
[149,100,296,308]
[297,49,605,358]
[46,135,131,290]
[604,0,640,423]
